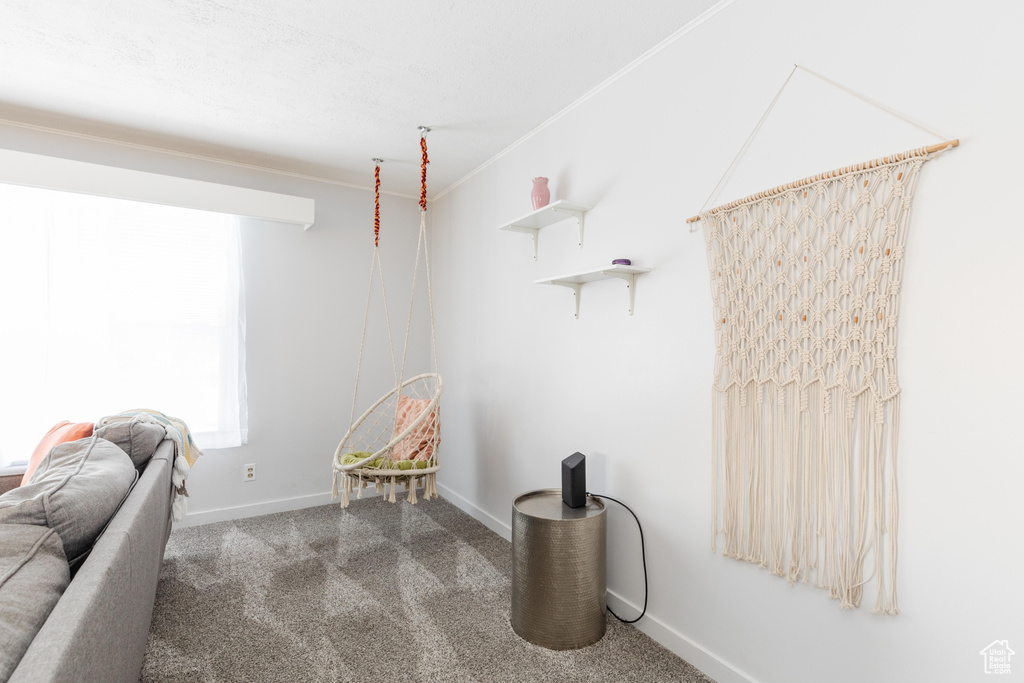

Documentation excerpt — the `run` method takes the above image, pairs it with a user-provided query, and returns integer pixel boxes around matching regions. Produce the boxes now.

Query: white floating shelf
[535,264,651,318]
[497,200,590,260]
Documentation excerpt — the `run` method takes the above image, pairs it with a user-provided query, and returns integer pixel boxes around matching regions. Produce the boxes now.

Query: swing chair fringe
[331,471,439,509]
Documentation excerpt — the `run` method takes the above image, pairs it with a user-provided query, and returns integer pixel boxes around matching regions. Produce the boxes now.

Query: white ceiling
[0,1,716,197]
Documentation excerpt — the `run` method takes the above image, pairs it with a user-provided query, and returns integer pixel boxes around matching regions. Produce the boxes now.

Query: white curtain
[0,183,247,466]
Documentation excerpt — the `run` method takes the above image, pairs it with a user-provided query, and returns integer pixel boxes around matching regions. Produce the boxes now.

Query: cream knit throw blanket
[98,409,202,522]
[700,145,948,613]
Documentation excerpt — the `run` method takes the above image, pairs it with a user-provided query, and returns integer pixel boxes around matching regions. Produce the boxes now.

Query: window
[0,184,247,466]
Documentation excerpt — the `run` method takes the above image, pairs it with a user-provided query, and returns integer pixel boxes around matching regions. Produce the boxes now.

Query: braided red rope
[374,163,381,247]
[419,135,429,211]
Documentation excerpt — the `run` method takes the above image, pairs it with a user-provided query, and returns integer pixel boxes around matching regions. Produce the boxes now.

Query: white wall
[0,122,431,525]
[430,1,1024,682]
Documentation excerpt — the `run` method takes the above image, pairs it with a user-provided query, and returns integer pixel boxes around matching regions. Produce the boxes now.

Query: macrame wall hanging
[687,66,957,613]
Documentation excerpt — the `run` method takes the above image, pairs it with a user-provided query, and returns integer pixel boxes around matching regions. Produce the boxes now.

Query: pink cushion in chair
[391,395,438,461]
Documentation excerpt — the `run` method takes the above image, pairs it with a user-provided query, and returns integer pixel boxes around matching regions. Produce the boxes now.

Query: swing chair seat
[332,372,442,507]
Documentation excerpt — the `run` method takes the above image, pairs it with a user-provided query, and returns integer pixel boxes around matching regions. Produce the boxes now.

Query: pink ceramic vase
[531,177,550,210]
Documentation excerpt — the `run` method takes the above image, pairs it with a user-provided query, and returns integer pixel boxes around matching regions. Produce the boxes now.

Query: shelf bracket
[550,206,585,248]
[501,225,541,260]
[499,201,589,261]
[600,269,638,315]
[549,281,583,319]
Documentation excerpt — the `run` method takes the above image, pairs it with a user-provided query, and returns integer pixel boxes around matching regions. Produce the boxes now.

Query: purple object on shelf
[612,259,631,266]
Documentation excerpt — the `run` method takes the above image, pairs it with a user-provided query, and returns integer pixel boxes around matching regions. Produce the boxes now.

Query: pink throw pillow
[391,395,438,461]
[21,421,95,486]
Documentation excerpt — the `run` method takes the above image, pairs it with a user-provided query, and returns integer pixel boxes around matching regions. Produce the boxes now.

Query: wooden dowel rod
[685,139,958,224]
[924,139,959,154]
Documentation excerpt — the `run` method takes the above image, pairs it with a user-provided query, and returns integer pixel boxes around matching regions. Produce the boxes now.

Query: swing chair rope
[416,129,439,372]
[348,249,376,429]
[394,215,439,386]
[395,129,437,417]
[396,225,420,405]
[373,163,399,388]
[423,212,440,372]
[419,135,429,210]
[376,253,399,385]
[396,220,423,393]
[348,162,399,429]
[374,163,381,247]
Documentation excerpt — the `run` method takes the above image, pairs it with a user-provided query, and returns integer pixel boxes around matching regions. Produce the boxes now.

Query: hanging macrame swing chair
[332,128,442,509]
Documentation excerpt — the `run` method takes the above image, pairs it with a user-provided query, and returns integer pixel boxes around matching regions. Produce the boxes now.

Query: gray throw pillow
[0,435,134,562]
[0,524,70,680]
[95,418,166,469]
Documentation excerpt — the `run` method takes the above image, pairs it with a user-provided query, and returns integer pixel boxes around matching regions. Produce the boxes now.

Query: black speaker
[561,452,586,508]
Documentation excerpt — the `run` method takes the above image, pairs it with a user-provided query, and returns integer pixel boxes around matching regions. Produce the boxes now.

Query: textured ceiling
[0,0,716,196]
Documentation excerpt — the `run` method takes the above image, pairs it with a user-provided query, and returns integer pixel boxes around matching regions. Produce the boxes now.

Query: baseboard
[604,591,759,683]
[436,482,512,541]
[435,482,757,683]
[176,490,343,527]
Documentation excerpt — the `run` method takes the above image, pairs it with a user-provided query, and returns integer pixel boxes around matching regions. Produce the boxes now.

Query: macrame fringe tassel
[712,382,900,612]
[335,470,437,507]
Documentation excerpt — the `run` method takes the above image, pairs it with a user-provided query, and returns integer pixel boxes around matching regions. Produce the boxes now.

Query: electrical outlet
[243,463,256,482]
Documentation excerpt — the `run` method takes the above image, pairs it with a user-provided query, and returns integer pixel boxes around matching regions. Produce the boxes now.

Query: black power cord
[588,492,647,624]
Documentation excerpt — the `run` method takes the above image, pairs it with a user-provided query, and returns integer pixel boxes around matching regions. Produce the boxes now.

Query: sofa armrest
[0,466,26,494]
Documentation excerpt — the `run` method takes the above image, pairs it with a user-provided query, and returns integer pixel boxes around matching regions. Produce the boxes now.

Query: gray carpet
[141,495,714,683]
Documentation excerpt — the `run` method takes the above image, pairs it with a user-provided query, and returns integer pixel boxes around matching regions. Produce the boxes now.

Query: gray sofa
[0,439,174,683]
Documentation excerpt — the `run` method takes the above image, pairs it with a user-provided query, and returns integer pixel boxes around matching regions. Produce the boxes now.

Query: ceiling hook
[418,125,431,138]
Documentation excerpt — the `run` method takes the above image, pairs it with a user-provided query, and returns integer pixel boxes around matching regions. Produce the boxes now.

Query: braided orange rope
[374,163,381,247]
[419,135,429,211]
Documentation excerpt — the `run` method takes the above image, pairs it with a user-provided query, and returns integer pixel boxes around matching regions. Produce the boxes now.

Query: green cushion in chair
[340,452,432,471]
[340,452,373,466]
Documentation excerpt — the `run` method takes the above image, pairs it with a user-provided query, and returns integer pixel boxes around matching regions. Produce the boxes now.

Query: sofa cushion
[0,524,70,681]
[95,418,166,469]
[21,421,95,486]
[0,436,135,563]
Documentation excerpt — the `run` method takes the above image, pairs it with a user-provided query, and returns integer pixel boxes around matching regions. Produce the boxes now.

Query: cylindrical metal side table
[511,489,607,650]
